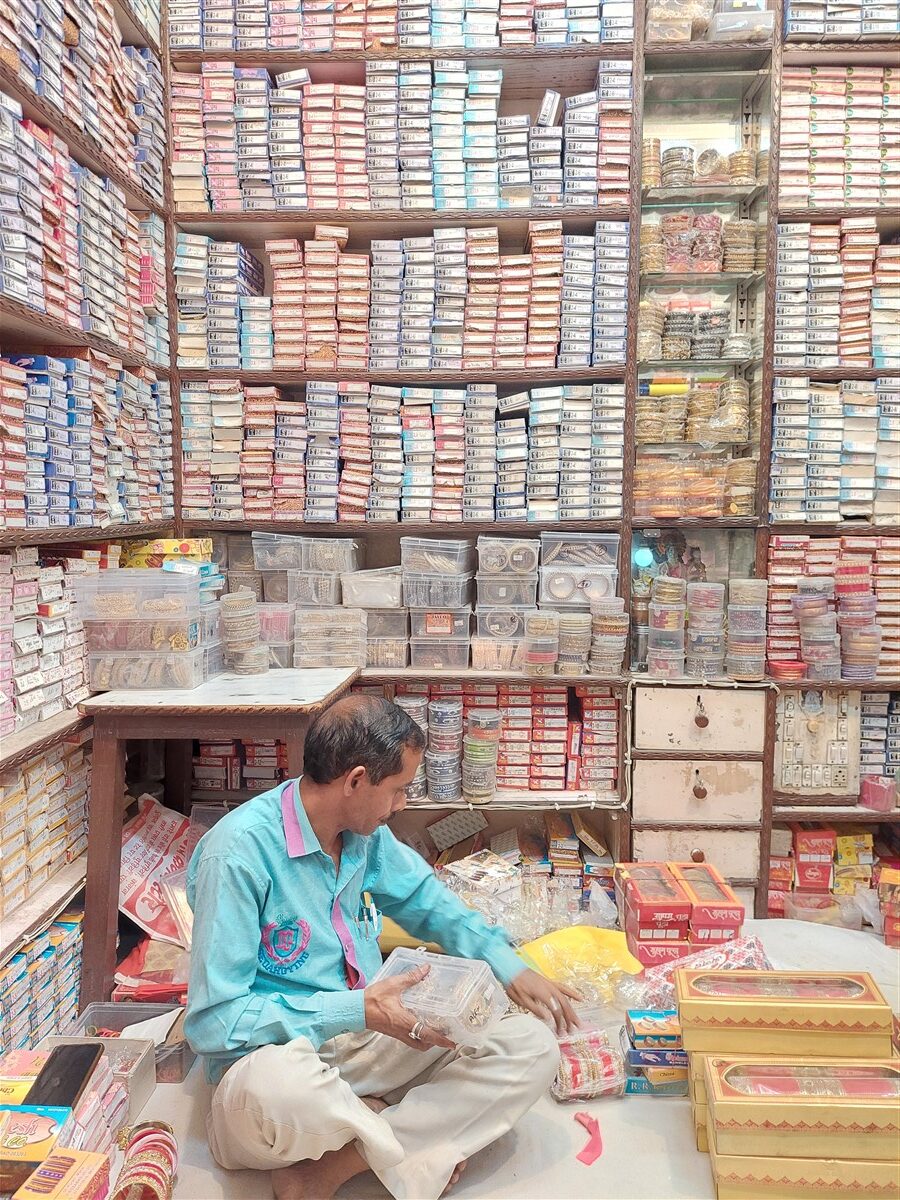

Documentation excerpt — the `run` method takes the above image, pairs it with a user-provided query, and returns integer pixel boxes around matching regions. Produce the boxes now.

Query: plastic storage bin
[476,536,540,576]
[267,642,293,668]
[539,566,618,607]
[540,532,620,568]
[366,638,409,668]
[39,1035,155,1121]
[288,570,341,606]
[365,609,409,638]
[400,537,475,576]
[410,638,470,670]
[708,9,774,39]
[82,618,201,653]
[476,606,531,640]
[341,568,403,609]
[262,572,290,603]
[203,641,225,678]
[403,573,474,609]
[304,538,362,573]
[409,609,471,639]
[76,1002,197,1083]
[252,532,305,571]
[475,574,538,607]
[73,570,201,620]
[227,570,263,600]
[88,647,206,691]
[200,603,222,644]
[373,948,508,1044]
[257,603,296,643]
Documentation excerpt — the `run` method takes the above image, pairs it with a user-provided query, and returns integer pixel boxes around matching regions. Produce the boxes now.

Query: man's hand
[507,968,582,1035]
[364,965,456,1051]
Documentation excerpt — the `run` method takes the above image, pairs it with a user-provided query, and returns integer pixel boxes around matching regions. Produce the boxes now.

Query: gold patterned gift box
[675,971,894,1057]
[704,1057,900,1161]
[708,1144,900,1200]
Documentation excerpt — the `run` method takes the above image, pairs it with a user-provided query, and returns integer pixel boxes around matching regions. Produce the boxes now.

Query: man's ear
[344,765,367,794]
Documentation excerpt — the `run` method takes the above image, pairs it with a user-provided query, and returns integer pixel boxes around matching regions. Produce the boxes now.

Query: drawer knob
[691,849,706,863]
[694,697,709,729]
[693,782,708,800]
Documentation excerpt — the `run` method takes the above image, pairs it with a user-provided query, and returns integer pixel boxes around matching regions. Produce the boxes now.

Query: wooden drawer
[632,759,763,826]
[732,886,756,915]
[633,686,766,754]
[631,828,760,882]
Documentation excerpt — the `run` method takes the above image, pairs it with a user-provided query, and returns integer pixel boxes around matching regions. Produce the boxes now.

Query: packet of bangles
[551,1010,626,1102]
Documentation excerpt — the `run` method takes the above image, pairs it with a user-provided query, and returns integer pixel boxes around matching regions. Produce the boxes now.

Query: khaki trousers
[207,1013,559,1200]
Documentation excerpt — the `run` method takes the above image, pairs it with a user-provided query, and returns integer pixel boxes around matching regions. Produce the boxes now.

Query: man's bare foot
[271,1142,368,1200]
[442,1159,468,1196]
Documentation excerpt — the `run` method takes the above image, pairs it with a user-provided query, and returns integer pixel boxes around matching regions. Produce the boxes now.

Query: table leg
[81,719,126,1006]
[284,717,308,779]
[165,739,194,814]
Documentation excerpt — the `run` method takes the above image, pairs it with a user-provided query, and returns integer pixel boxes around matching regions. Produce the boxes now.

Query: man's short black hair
[303,694,426,785]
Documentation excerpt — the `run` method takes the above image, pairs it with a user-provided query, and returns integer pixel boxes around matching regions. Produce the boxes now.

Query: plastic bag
[113,936,190,1004]
[521,926,642,1017]
[552,1014,626,1102]
[618,934,771,1011]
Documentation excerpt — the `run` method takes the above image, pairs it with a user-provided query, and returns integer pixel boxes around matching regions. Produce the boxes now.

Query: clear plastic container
[75,1002,196,1083]
[203,641,225,678]
[646,648,686,678]
[410,638,471,669]
[471,637,524,671]
[294,644,367,668]
[295,607,367,636]
[226,535,255,570]
[400,537,476,576]
[540,531,620,568]
[340,568,403,609]
[708,9,774,39]
[288,570,341,606]
[366,638,409,668]
[409,609,471,639]
[729,578,768,605]
[262,572,290,603]
[73,570,201,620]
[540,566,618,607]
[200,603,222,644]
[39,1035,155,1122]
[727,604,766,634]
[476,574,538,607]
[365,609,409,638]
[252,532,305,571]
[227,570,263,601]
[303,538,362,573]
[82,618,201,653]
[404,573,474,609]
[688,629,726,655]
[371,948,508,1045]
[476,606,531,640]
[258,603,296,643]
[648,627,686,651]
[477,536,540,576]
[88,647,206,690]
[267,642,293,668]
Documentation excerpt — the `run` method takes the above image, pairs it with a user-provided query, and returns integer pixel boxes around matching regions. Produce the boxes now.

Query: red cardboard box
[792,825,837,861]
[614,863,692,929]
[670,862,744,928]
[624,897,690,942]
[794,859,835,891]
[625,932,691,966]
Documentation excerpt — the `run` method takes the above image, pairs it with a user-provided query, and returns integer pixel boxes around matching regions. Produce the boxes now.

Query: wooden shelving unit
[0,857,89,968]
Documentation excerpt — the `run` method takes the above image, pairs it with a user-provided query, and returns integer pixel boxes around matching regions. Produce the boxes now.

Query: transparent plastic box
[295,607,366,636]
[400,537,476,576]
[294,645,367,668]
[404,573,474,609]
[262,572,290,603]
[409,609,471,639]
[75,1002,197,1083]
[648,627,686,651]
[365,609,409,638]
[371,948,508,1045]
[73,570,201,621]
[410,638,471,669]
[227,570,263,601]
[476,606,531,640]
[226,535,255,570]
[252,532,305,571]
[304,538,362,573]
[82,618,200,654]
[476,574,538,607]
[258,603,296,643]
[200,603,222,644]
[288,570,341,606]
[88,647,206,691]
[539,566,618,607]
[40,1034,155,1121]
[366,638,409,668]
[540,532,620,569]
[341,568,403,608]
[203,641,225,679]
[267,642,293,668]
[708,9,774,38]
[477,536,541,576]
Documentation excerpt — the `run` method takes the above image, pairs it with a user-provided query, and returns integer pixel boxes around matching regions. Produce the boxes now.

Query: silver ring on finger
[410,1020,424,1041]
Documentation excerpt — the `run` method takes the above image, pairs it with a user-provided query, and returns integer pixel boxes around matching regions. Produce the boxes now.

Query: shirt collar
[281,778,321,858]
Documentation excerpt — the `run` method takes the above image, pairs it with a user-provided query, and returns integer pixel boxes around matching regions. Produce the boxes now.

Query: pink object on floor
[574,1111,603,1165]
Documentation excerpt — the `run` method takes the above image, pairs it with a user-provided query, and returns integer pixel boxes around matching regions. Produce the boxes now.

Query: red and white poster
[119,795,191,946]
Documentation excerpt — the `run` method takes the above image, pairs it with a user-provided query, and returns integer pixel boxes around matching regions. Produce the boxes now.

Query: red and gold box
[675,971,893,1057]
[625,933,691,966]
[704,1056,900,1161]
[671,863,744,936]
[614,862,692,930]
[709,1143,899,1200]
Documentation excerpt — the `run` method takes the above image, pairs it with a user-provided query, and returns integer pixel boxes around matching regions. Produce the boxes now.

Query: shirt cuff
[484,943,526,987]
[316,987,368,1041]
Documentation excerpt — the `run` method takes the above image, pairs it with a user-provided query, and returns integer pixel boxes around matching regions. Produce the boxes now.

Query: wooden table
[78,668,358,1004]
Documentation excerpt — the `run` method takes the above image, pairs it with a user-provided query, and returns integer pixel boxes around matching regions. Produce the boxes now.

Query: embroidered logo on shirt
[259,916,312,976]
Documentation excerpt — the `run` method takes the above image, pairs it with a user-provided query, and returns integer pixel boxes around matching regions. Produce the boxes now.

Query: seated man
[185,694,578,1200]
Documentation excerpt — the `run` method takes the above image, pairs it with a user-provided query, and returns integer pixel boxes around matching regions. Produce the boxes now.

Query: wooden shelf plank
[773,805,900,824]
[0,64,164,215]
[173,204,630,246]
[644,40,773,68]
[782,39,900,65]
[0,297,168,374]
[768,521,900,537]
[0,711,91,773]
[0,856,88,967]
[176,365,627,385]
[0,520,174,550]
[773,366,899,382]
[632,516,759,529]
[184,517,621,536]
[404,789,622,811]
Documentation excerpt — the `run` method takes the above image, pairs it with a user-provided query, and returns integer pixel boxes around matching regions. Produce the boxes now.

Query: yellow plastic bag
[519,926,642,1009]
